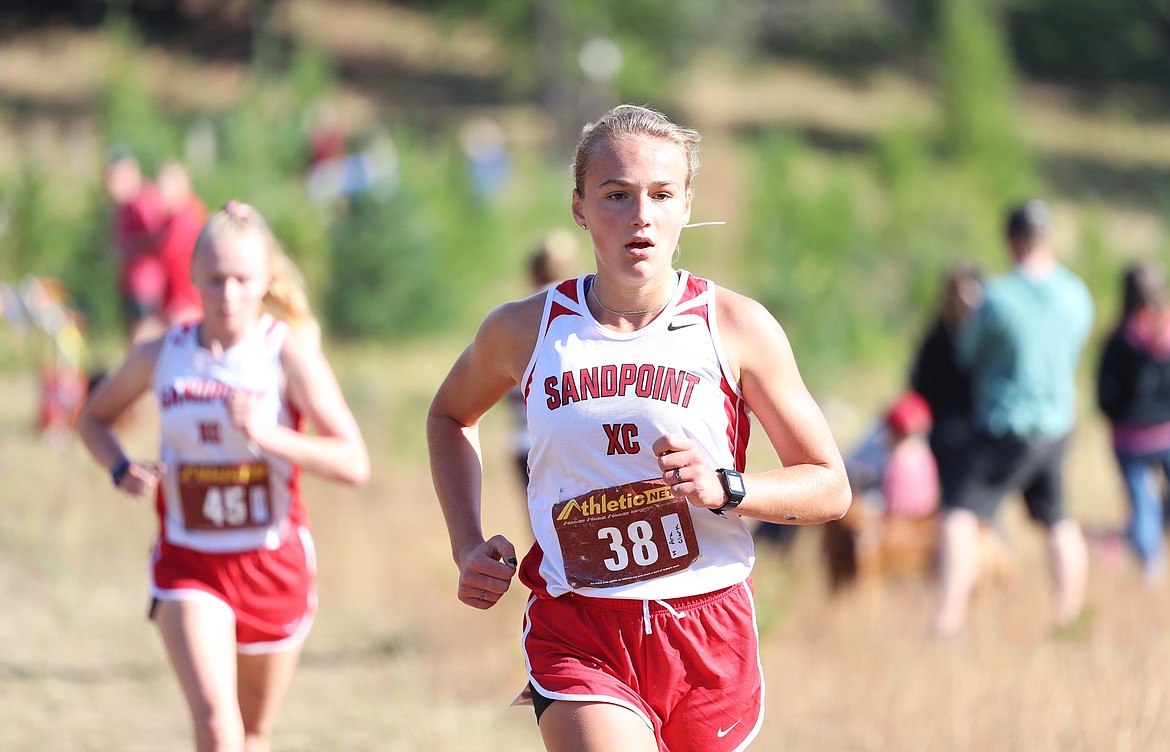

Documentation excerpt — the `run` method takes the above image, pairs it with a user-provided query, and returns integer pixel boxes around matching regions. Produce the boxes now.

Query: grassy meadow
[3,4,1170,749]
[1,333,1168,752]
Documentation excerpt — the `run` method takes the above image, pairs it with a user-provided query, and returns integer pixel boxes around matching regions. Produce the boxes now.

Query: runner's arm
[233,332,369,486]
[428,298,540,606]
[77,338,166,495]
[717,287,851,524]
[428,300,535,566]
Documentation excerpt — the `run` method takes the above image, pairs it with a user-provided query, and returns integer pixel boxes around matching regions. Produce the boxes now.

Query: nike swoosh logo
[667,321,698,331]
[717,720,741,738]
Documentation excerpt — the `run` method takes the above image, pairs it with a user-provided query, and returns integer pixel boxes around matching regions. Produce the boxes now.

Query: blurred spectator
[822,391,940,590]
[305,131,400,205]
[155,161,207,327]
[839,392,940,519]
[881,392,941,519]
[306,103,348,169]
[1096,260,1170,585]
[508,229,580,491]
[934,199,1094,636]
[910,263,982,508]
[460,117,510,202]
[104,146,167,343]
[1,276,89,441]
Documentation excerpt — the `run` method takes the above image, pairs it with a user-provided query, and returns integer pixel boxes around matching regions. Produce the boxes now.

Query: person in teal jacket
[934,199,1094,636]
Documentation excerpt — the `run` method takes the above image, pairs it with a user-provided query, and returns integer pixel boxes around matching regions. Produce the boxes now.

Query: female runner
[79,201,368,752]
[427,105,849,752]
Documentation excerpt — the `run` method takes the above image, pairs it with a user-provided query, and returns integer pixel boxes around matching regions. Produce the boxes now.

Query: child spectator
[849,391,940,520]
[823,391,940,590]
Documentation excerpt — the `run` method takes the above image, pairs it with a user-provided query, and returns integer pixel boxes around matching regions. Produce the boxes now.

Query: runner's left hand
[653,433,724,511]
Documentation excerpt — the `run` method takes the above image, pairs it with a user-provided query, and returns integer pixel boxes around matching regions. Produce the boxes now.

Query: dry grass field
[4,3,1170,748]
[1,337,1169,752]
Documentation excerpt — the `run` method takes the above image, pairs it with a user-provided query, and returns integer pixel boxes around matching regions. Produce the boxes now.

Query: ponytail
[263,233,320,347]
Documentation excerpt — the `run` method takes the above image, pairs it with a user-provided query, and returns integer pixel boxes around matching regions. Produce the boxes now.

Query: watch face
[725,471,746,497]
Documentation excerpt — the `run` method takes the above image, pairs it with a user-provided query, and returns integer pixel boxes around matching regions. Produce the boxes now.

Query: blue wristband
[111,459,131,487]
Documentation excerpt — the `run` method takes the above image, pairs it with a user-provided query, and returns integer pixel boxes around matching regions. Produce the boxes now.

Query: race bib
[178,462,272,531]
[551,478,700,589]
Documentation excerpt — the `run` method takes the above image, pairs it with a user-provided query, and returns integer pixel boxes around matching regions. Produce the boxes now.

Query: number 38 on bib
[551,478,700,589]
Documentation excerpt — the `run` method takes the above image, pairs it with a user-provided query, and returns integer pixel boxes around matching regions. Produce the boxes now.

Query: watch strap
[713,468,745,516]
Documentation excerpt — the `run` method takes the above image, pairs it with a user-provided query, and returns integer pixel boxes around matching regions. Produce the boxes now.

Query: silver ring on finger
[478,589,486,601]
[673,467,683,483]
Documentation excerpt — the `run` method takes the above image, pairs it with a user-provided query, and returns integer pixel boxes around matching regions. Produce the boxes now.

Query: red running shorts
[150,525,317,654]
[522,579,764,752]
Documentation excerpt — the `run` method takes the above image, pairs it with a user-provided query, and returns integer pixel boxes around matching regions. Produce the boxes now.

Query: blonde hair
[571,105,701,197]
[194,201,321,346]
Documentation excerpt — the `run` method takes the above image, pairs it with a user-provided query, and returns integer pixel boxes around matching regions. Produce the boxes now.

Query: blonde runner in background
[79,201,369,752]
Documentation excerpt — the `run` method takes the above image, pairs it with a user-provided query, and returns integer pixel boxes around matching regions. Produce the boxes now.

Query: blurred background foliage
[0,0,1168,391]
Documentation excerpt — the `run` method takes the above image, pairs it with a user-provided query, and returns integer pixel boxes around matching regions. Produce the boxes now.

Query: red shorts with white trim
[522,579,764,752]
[150,526,317,654]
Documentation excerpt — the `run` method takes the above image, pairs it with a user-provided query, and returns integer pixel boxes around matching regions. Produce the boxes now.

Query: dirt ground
[1,336,1169,751]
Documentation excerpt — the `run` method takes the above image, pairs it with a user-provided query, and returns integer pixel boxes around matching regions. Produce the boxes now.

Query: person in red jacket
[156,161,208,327]
[105,146,167,343]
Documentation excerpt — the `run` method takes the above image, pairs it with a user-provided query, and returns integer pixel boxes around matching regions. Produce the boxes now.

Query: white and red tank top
[520,271,754,600]
[152,314,304,553]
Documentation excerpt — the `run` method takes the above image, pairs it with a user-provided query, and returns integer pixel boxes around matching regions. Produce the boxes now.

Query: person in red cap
[822,391,940,590]
[838,391,939,521]
[882,391,940,519]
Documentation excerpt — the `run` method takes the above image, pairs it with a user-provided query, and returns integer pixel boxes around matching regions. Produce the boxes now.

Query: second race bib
[178,462,273,532]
